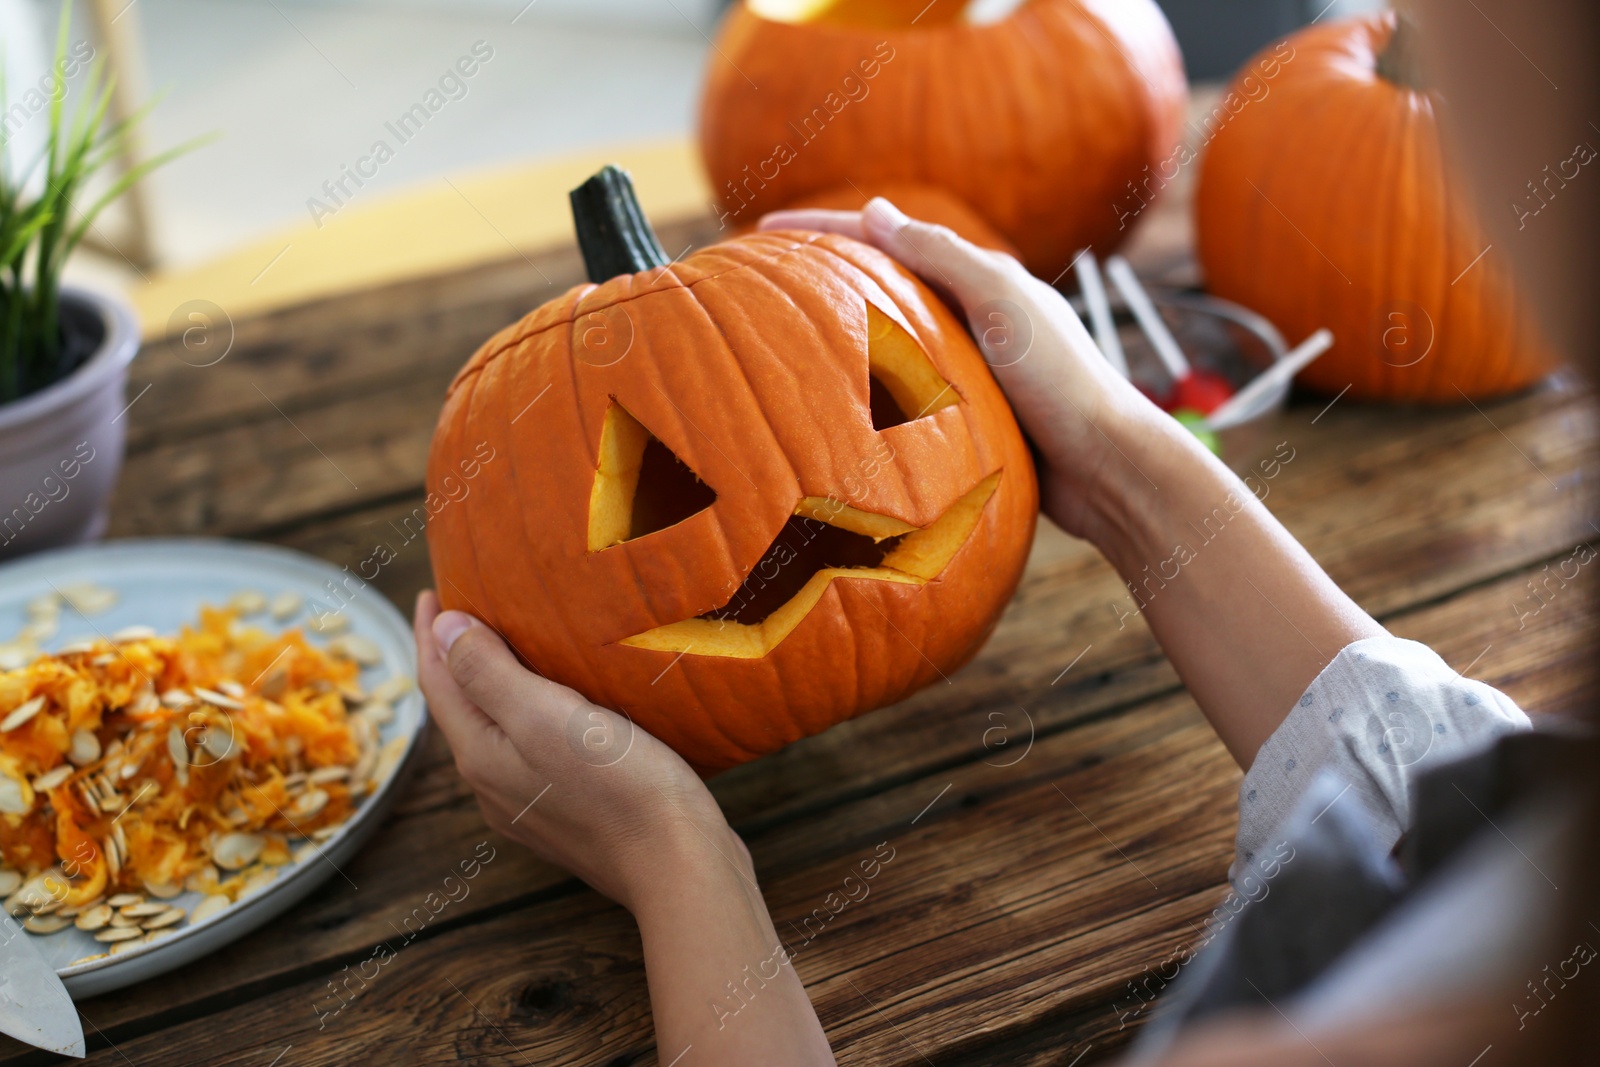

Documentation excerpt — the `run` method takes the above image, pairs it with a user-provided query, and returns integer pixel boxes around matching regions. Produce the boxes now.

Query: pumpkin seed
[18,617,57,643]
[67,728,101,766]
[328,634,383,667]
[0,869,19,896]
[1,695,46,732]
[161,688,196,709]
[166,725,189,767]
[61,584,118,615]
[107,935,144,952]
[103,835,121,879]
[193,686,244,710]
[3,892,27,917]
[74,904,114,931]
[70,953,108,966]
[112,625,157,643]
[240,868,276,897]
[107,892,142,908]
[26,592,61,619]
[292,788,329,819]
[369,674,413,707]
[200,724,234,761]
[306,611,350,635]
[0,775,29,815]
[119,902,168,919]
[218,680,248,700]
[129,688,160,715]
[357,702,394,728]
[15,869,68,914]
[226,589,266,615]
[270,591,303,621]
[110,911,143,929]
[142,906,186,930]
[189,894,230,924]
[31,765,71,792]
[144,927,177,943]
[58,640,97,655]
[213,832,265,870]
[307,766,350,785]
[24,914,71,934]
[371,736,409,789]
[184,864,220,894]
[311,825,339,842]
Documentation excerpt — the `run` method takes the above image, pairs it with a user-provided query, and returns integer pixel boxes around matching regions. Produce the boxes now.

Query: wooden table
[4,181,1595,1066]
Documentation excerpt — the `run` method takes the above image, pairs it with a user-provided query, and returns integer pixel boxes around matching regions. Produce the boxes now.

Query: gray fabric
[1125,636,1587,1061]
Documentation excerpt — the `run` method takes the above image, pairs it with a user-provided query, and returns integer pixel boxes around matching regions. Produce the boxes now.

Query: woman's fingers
[431,606,591,750]
[413,591,502,757]
[858,198,1020,312]
[756,208,866,240]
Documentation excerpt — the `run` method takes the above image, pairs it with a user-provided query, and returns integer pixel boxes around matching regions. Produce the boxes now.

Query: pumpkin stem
[570,165,671,283]
[1376,13,1425,90]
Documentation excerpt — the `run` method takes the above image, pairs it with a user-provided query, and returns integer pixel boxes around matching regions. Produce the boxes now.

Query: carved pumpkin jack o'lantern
[425,167,1037,773]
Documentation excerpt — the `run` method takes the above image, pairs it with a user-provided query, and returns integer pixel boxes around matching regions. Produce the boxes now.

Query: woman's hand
[414,592,836,1065]
[760,198,1177,546]
[413,590,740,914]
[763,200,1384,769]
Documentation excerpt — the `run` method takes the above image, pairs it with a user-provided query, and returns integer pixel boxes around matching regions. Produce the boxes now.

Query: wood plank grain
[121,217,724,454]
[4,547,1588,1066]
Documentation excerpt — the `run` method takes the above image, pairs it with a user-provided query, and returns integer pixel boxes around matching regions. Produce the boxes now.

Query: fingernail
[433,611,473,654]
[866,197,909,228]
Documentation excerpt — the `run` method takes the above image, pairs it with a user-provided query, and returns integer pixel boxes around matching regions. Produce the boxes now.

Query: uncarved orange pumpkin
[1195,13,1553,401]
[741,181,1021,258]
[425,167,1037,773]
[698,0,1187,276]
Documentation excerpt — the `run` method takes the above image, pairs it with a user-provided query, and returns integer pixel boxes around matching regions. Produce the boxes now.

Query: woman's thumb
[434,611,523,709]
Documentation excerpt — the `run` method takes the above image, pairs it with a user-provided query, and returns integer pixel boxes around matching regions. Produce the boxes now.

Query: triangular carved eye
[588,402,717,551]
[866,304,959,430]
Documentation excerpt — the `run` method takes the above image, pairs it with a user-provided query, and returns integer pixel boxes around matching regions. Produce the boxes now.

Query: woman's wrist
[623,810,759,925]
[1037,385,1204,557]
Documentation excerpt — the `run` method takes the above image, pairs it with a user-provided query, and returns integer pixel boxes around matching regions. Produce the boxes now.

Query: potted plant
[0,15,196,559]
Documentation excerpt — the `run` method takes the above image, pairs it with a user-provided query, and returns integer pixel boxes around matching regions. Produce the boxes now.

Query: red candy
[1164,370,1234,414]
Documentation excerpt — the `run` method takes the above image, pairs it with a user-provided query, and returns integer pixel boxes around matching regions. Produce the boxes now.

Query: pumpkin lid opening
[570,165,671,283]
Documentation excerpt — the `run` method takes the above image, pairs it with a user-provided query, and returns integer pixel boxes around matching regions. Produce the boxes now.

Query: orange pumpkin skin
[1195,14,1553,401]
[425,230,1037,774]
[698,0,1187,276]
[747,182,1022,258]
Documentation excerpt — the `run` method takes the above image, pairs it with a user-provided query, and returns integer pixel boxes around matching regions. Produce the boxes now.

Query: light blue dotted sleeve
[1229,636,1531,888]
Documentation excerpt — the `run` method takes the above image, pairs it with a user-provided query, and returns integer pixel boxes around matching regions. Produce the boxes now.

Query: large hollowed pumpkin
[425,167,1037,773]
[698,0,1187,276]
[1196,13,1553,401]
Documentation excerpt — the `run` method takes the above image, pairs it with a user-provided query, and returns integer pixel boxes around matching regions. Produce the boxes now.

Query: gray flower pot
[0,286,140,560]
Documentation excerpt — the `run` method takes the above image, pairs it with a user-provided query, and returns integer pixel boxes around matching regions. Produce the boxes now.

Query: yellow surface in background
[132,140,711,338]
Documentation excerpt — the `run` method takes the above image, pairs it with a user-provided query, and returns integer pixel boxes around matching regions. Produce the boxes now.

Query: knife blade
[0,912,85,1058]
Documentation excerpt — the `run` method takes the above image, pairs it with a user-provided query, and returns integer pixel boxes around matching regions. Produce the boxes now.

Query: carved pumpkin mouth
[620,471,1001,659]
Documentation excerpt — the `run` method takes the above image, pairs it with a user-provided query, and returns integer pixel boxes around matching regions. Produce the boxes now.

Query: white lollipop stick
[1203,328,1335,432]
[1074,250,1129,378]
[1106,255,1189,384]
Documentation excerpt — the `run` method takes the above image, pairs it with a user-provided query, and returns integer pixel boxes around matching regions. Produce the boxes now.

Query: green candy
[1171,408,1221,455]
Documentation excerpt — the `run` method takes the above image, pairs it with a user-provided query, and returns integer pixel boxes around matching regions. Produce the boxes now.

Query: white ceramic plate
[0,538,428,998]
